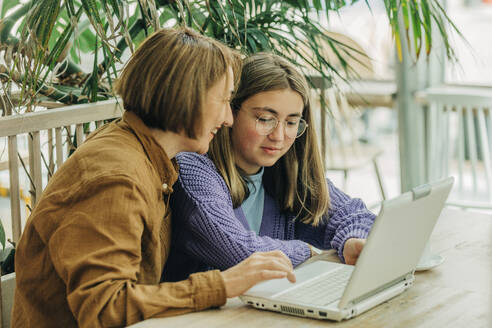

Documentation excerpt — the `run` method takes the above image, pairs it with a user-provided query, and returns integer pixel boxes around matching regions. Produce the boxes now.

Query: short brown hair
[115,27,241,138]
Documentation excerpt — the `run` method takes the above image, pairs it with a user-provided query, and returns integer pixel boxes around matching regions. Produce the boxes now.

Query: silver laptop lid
[338,177,454,308]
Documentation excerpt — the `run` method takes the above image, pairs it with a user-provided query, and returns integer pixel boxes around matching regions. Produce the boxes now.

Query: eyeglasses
[255,114,308,139]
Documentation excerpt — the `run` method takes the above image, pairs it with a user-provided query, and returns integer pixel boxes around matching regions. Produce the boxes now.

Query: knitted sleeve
[295,179,376,263]
[172,152,310,269]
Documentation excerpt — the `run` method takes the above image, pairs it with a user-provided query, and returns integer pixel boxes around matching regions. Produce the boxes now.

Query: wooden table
[341,79,396,108]
[129,208,491,328]
[309,77,397,109]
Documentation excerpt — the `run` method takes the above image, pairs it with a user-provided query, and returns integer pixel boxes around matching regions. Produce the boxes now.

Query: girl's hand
[343,238,366,265]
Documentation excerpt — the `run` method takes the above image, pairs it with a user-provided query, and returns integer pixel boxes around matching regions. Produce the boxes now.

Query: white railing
[416,86,492,209]
[0,99,123,242]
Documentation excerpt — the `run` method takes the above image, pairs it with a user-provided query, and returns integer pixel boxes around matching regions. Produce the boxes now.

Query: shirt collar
[122,111,178,193]
[246,167,264,183]
[246,167,264,192]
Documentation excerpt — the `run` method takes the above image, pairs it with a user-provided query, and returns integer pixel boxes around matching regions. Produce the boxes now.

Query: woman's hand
[343,238,366,265]
[220,250,296,298]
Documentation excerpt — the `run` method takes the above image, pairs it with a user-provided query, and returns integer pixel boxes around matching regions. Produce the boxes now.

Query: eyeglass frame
[254,112,308,139]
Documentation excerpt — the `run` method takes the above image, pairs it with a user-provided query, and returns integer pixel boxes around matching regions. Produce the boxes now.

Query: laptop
[239,177,454,321]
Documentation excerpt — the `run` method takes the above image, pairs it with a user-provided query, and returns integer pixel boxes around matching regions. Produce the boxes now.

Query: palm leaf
[0,0,465,111]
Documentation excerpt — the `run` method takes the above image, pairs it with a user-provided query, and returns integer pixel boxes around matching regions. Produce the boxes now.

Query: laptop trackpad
[243,260,342,298]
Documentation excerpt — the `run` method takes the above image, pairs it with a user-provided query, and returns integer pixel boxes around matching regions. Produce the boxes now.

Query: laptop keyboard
[275,266,353,306]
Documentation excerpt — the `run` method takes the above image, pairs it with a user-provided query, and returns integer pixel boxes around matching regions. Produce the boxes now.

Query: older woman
[12,30,295,328]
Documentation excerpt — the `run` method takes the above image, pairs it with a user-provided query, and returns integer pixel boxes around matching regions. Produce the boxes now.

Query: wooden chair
[315,88,386,201]
[0,99,122,327]
[417,86,492,209]
[309,32,387,202]
[0,273,15,328]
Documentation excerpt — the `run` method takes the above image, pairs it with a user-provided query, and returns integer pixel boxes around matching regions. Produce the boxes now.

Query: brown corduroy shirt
[12,111,226,327]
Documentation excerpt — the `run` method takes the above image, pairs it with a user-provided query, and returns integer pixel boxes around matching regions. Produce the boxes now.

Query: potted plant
[0,0,462,269]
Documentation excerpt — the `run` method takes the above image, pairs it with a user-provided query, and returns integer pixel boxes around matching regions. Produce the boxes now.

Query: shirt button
[162,183,168,191]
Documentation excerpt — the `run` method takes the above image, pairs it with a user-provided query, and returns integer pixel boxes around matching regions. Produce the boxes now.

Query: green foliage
[0,219,5,250]
[1,0,19,18]
[0,0,462,112]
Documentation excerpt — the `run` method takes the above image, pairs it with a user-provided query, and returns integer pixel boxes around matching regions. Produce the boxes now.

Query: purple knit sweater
[162,152,375,282]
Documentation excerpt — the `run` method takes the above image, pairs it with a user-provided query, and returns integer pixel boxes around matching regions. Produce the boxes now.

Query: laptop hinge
[344,272,413,308]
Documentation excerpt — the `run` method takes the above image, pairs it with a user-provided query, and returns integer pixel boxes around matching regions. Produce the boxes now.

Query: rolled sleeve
[190,270,227,311]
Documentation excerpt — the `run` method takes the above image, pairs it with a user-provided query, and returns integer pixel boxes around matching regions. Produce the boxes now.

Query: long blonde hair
[208,53,330,225]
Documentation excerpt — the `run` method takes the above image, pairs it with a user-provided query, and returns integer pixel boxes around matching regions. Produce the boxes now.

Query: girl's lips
[261,146,281,155]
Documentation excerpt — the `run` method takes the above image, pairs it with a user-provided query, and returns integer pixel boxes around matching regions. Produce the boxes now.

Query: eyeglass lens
[256,115,307,138]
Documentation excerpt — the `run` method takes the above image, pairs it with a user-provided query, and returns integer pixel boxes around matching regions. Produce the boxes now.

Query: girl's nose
[268,121,285,141]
